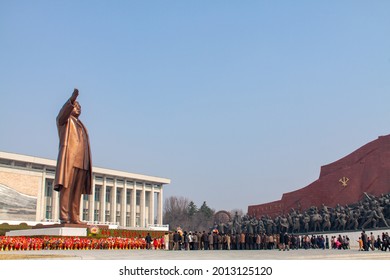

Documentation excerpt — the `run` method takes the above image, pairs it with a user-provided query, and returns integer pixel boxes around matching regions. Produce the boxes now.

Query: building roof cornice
[0,151,171,185]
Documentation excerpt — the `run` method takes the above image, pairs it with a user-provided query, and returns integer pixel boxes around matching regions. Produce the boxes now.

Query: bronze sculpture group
[216,193,390,235]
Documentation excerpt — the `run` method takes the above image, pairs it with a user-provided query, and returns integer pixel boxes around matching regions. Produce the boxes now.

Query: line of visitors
[358,230,390,251]
[166,230,354,251]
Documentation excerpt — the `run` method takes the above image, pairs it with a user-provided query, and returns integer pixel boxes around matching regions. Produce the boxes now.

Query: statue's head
[72,101,81,118]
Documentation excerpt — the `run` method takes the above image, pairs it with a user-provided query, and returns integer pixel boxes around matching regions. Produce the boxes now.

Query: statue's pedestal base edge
[5,223,109,237]
[5,227,87,237]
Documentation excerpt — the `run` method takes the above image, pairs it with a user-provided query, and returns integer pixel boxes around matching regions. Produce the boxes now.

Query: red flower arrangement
[0,235,161,251]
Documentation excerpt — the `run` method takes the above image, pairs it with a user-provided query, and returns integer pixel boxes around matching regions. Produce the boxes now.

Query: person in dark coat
[145,233,152,249]
[361,230,369,251]
[283,232,290,251]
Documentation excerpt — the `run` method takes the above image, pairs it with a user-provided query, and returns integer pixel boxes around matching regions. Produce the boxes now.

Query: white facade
[0,151,170,228]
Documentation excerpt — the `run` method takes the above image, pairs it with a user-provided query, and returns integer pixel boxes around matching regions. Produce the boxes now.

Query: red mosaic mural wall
[248,135,390,218]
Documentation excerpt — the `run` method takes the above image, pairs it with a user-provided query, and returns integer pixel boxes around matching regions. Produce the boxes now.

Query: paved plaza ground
[1,248,390,260]
[1,249,389,280]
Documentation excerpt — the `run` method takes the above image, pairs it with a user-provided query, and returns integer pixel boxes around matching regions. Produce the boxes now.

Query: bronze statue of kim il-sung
[54,88,92,224]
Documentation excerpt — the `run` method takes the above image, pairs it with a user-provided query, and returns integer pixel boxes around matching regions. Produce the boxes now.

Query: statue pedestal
[5,223,107,237]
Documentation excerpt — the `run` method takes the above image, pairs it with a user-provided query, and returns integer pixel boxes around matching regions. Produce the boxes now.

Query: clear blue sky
[1,1,389,212]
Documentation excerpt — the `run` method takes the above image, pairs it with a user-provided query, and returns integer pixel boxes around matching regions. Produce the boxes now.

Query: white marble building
[0,151,170,228]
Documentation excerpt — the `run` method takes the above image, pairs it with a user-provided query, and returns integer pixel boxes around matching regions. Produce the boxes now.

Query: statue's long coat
[54,99,92,195]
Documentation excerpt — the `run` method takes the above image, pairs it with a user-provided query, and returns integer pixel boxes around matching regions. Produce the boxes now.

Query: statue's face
[72,102,81,117]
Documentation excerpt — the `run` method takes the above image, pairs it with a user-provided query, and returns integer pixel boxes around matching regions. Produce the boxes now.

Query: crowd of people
[358,230,390,251]
[166,230,338,251]
[164,229,390,252]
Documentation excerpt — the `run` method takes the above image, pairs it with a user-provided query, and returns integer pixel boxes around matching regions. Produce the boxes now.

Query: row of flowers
[91,228,165,239]
[0,236,166,251]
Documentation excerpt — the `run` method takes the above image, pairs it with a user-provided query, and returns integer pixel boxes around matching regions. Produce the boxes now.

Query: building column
[36,172,46,221]
[149,185,155,226]
[121,185,126,227]
[52,191,60,222]
[158,187,163,225]
[79,195,83,222]
[101,176,107,223]
[112,179,117,224]
[140,183,146,227]
[131,184,136,227]
[88,176,95,222]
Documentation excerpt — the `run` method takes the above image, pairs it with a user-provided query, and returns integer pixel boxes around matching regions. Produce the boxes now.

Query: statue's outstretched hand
[71,88,79,103]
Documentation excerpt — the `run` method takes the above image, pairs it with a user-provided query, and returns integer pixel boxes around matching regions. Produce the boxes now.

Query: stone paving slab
[1,248,390,260]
